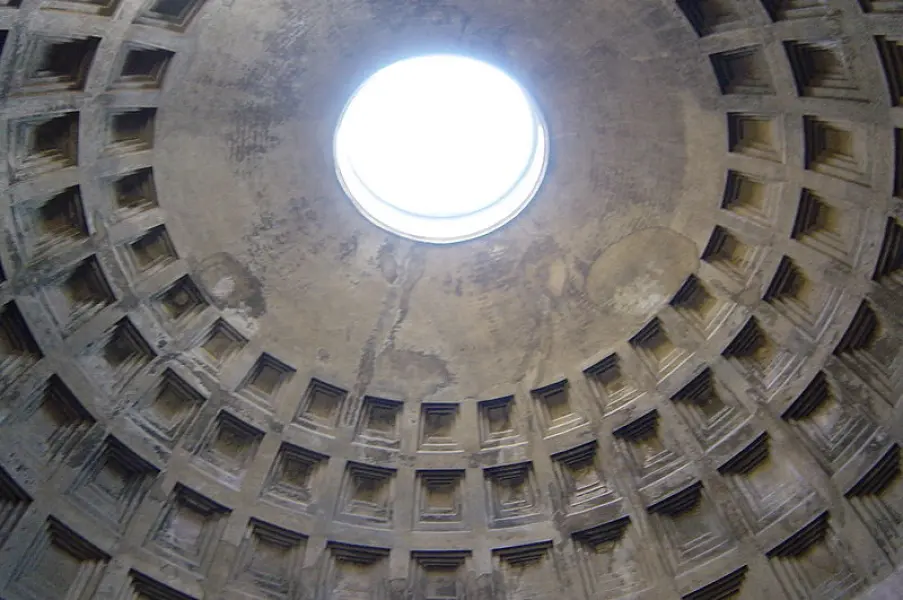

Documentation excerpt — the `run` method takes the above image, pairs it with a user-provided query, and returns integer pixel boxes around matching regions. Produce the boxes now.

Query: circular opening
[335,55,548,244]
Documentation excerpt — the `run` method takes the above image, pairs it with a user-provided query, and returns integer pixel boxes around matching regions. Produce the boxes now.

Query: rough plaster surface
[156,0,714,400]
[0,0,901,598]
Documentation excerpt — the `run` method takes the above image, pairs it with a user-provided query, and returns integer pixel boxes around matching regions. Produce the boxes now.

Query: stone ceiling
[0,0,902,598]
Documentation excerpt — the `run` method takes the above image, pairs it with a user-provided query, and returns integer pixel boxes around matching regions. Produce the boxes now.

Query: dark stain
[514,237,565,384]
[384,246,452,396]
[440,274,465,297]
[193,251,267,318]
[365,0,472,33]
[384,347,453,397]
[469,246,520,292]
[388,245,426,341]
[338,233,359,262]
[345,286,399,426]
[377,242,399,284]
[572,256,592,280]
[225,104,283,164]
[240,196,327,276]
[224,0,313,166]
[348,243,454,413]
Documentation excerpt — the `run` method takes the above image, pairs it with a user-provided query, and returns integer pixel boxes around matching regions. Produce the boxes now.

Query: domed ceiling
[161,0,717,401]
[0,0,902,598]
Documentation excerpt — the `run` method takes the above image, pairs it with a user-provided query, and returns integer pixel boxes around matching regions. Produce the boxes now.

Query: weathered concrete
[0,0,901,597]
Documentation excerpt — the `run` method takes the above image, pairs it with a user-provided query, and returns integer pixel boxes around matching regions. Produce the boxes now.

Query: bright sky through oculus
[335,55,548,243]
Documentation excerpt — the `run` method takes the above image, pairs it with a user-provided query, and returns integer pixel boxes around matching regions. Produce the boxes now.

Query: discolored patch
[195,252,267,318]
[586,227,698,322]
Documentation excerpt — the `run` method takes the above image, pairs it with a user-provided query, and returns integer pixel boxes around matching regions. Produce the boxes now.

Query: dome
[0,0,901,597]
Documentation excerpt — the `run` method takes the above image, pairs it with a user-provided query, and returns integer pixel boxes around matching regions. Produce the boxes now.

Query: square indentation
[785,40,863,101]
[14,186,89,258]
[36,185,88,240]
[701,225,764,284]
[718,434,814,530]
[131,369,205,449]
[262,442,327,509]
[154,275,207,323]
[107,108,156,153]
[8,112,79,181]
[0,301,43,386]
[674,370,731,425]
[325,543,389,597]
[670,275,731,338]
[646,483,735,573]
[338,461,395,526]
[845,446,903,561]
[532,380,583,436]
[722,317,798,391]
[0,467,31,547]
[83,317,155,390]
[671,368,745,448]
[113,168,158,214]
[147,483,230,573]
[803,116,868,186]
[709,46,774,95]
[417,470,464,526]
[484,462,541,527]
[8,517,109,600]
[765,513,864,597]
[134,0,207,31]
[783,371,877,470]
[585,353,642,415]
[551,441,613,511]
[613,410,686,487]
[126,225,178,275]
[355,396,402,448]
[195,319,246,368]
[792,189,860,266]
[858,0,903,13]
[230,519,306,599]
[727,113,781,162]
[763,0,829,20]
[571,517,646,598]
[629,318,687,379]
[41,0,121,16]
[764,256,839,335]
[832,301,898,398]
[294,378,345,432]
[67,435,158,531]
[677,0,743,36]
[722,317,777,372]
[411,551,470,600]
[876,36,903,106]
[127,570,197,600]
[479,395,519,447]
[114,45,174,89]
[195,410,263,487]
[721,170,778,225]
[238,352,294,406]
[16,375,95,465]
[16,35,100,94]
[873,217,903,289]
[420,403,460,451]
